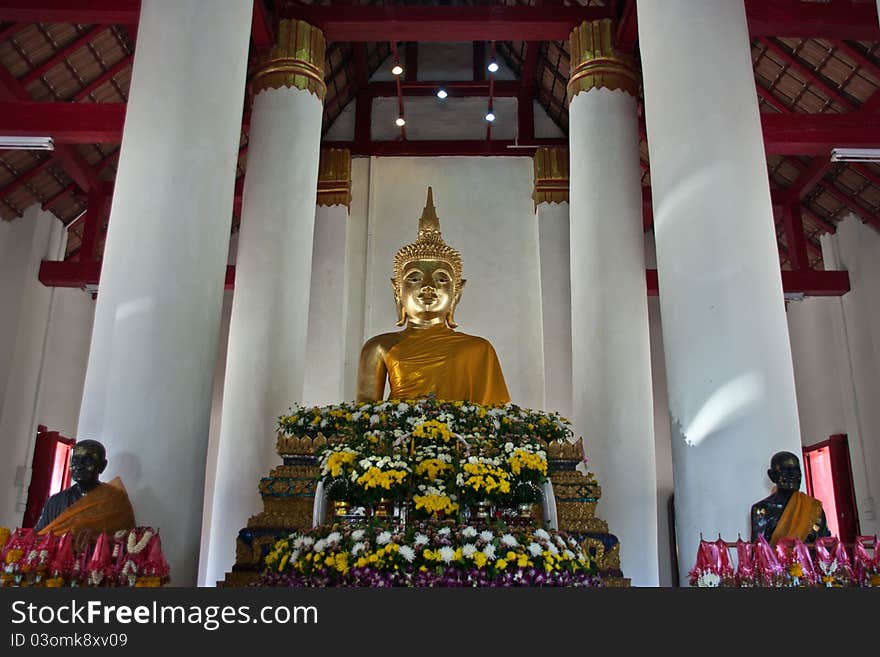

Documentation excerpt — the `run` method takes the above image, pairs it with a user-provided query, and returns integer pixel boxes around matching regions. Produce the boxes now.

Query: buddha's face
[69,443,105,489]
[770,454,801,492]
[399,259,456,326]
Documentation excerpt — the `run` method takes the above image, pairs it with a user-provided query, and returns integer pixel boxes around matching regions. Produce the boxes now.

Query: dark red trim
[0,101,125,143]
[323,139,566,157]
[251,0,273,52]
[646,268,850,297]
[0,0,140,24]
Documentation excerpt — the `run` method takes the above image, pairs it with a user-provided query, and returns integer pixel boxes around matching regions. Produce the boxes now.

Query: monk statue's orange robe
[385,324,510,405]
[38,477,135,536]
[771,491,824,544]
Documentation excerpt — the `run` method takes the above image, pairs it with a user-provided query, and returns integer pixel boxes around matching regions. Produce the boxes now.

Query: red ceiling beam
[0,0,140,24]
[251,0,273,52]
[53,144,102,191]
[646,268,849,297]
[283,6,612,42]
[0,101,125,143]
[323,139,566,157]
[38,260,100,288]
[367,80,520,98]
[783,157,833,203]
[745,0,880,40]
[781,202,810,270]
[615,0,638,53]
[761,113,880,155]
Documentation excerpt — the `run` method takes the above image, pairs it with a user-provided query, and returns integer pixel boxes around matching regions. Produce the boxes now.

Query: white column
[303,150,352,406]
[0,206,65,527]
[537,201,573,420]
[77,0,251,585]
[203,19,325,586]
[639,0,803,584]
[567,20,658,586]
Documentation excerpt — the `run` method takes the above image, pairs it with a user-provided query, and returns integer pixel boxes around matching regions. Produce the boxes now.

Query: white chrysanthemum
[697,572,721,588]
[462,526,478,538]
[534,528,550,540]
[370,414,381,425]
[399,545,416,563]
[563,549,576,560]
[414,533,429,546]
[504,441,514,452]
[351,529,365,541]
[479,530,493,542]
[527,542,543,557]
[325,531,342,544]
[568,538,578,548]
[439,546,455,563]
[313,539,326,553]
[351,411,363,421]
[292,536,305,549]
[351,542,366,556]
[547,543,559,555]
[438,527,451,536]
[482,544,497,560]
[500,534,518,548]
[462,543,478,558]
[397,402,409,412]
[359,458,372,469]
[301,536,315,547]
[376,531,392,545]
[555,536,567,548]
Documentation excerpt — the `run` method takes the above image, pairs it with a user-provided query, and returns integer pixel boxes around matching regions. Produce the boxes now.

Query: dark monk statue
[750,451,830,545]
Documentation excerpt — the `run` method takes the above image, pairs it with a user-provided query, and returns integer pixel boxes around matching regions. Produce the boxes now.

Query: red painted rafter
[0,101,125,143]
[42,148,119,211]
[368,80,519,98]
[283,5,613,42]
[0,21,26,41]
[745,0,879,40]
[251,0,273,52]
[761,113,880,155]
[615,0,638,53]
[19,25,107,86]
[781,202,810,270]
[0,0,140,24]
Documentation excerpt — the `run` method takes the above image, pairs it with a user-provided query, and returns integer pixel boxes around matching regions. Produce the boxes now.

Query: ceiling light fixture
[436,88,448,100]
[0,136,54,150]
[395,117,406,127]
[485,111,496,122]
[830,147,880,162]
[487,60,499,73]
[391,63,403,76]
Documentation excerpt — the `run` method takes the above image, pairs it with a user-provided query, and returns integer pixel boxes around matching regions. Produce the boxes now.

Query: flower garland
[261,522,601,587]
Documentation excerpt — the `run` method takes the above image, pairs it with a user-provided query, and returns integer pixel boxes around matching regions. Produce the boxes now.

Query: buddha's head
[69,439,107,491]
[768,451,801,493]
[392,187,466,328]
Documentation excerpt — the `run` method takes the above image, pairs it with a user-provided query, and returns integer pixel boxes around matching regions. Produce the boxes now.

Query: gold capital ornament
[567,19,639,101]
[533,147,569,206]
[251,19,326,100]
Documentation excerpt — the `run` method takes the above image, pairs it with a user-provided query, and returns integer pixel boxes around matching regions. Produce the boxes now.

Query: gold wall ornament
[251,19,326,100]
[567,19,639,101]
[533,147,569,206]
[316,148,352,208]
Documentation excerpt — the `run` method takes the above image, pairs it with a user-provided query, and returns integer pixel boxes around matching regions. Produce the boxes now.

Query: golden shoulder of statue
[356,187,510,405]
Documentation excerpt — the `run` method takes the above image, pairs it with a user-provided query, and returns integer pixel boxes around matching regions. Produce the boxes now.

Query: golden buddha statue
[356,187,510,405]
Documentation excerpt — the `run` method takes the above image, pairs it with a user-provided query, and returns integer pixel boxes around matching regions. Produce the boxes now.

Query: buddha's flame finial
[418,186,441,240]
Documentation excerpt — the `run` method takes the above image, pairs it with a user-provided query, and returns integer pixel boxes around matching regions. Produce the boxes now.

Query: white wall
[786,297,847,446]
[821,216,880,536]
[0,205,93,527]
[361,156,544,409]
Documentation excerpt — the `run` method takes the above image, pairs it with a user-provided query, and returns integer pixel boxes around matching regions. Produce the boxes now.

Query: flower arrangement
[259,521,601,587]
[689,534,877,588]
[299,398,566,518]
[0,526,169,588]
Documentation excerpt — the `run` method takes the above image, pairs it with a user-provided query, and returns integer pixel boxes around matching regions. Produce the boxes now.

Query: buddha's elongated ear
[391,277,406,326]
[446,278,466,328]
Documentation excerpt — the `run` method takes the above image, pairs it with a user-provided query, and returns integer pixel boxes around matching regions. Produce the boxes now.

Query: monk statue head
[391,187,466,328]
[767,451,801,493]
[69,439,107,493]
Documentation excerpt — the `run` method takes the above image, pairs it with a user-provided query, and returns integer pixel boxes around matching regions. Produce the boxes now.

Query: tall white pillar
[533,148,573,420]
[303,149,352,406]
[0,206,65,527]
[203,19,325,586]
[76,0,252,585]
[638,0,804,584]
[567,20,658,586]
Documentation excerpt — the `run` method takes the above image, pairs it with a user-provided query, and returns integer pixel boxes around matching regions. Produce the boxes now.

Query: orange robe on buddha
[38,477,135,536]
[770,491,824,544]
[385,324,510,405]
